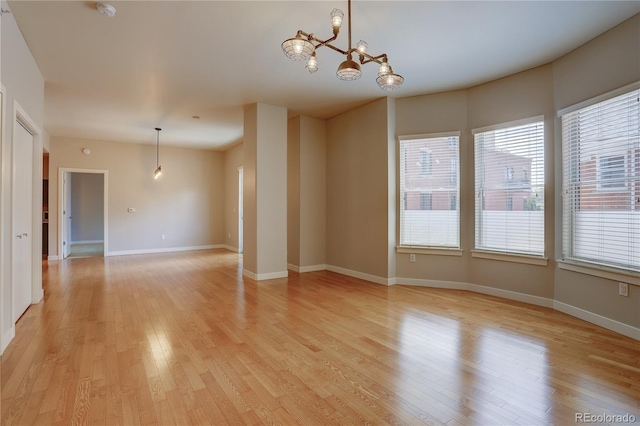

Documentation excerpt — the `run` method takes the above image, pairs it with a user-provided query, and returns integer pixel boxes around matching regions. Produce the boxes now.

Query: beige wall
[467,65,556,299]
[551,14,640,327]
[288,115,327,270]
[49,137,224,255]
[327,98,394,279]
[243,103,288,279]
[223,143,243,252]
[0,2,45,352]
[287,117,300,267]
[70,172,104,243]
[396,90,469,284]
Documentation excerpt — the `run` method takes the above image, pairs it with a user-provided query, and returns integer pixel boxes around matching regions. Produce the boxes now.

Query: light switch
[128,208,136,213]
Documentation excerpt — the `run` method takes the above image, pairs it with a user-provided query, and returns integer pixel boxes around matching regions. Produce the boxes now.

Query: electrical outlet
[161,234,166,240]
[409,254,416,263]
[619,282,629,297]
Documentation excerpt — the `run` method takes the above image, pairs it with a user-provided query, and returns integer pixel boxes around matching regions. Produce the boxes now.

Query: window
[598,155,626,190]
[474,118,545,256]
[420,193,432,210]
[399,133,460,248]
[420,149,432,176]
[561,86,640,272]
[450,158,458,185]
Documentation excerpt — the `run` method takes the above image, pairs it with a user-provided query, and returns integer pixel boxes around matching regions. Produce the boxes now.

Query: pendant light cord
[155,127,161,167]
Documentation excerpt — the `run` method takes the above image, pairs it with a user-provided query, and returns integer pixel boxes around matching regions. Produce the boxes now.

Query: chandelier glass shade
[281,0,403,90]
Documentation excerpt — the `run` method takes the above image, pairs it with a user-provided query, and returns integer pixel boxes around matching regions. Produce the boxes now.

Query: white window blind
[561,88,640,272]
[399,134,460,247]
[474,119,545,255]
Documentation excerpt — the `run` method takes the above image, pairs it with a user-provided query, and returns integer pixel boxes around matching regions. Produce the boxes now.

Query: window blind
[474,120,545,255]
[399,134,460,248]
[561,88,640,272]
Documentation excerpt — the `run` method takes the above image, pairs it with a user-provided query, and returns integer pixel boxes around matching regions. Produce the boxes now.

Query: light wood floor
[1,250,639,425]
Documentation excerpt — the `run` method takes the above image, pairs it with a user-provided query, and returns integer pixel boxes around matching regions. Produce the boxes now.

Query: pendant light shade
[336,57,362,81]
[376,67,404,91]
[281,34,315,61]
[154,127,162,179]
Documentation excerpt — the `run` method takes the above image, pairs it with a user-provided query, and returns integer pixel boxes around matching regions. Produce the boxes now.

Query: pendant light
[154,127,162,179]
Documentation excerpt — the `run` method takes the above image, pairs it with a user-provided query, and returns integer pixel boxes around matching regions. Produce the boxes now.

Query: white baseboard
[394,277,636,340]
[287,264,327,273]
[397,277,467,290]
[468,283,554,308]
[71,240,104,245]
[222,245,240,253]
[326,264,394,286]
[242,269,288,281]
[1,326,15,355]
[47,255,59,261]
[108,244,225,257]
[33,289,44,304]
[554,301,640,341]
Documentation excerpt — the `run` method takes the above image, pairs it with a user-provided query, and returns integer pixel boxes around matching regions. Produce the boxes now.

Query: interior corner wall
[287,117,301,267]
[0,1,45,353]
[326,98,393,280]
[299,116,327,269]
[223,143,243,252]
[49,138,225,256]
[385,98,396,279]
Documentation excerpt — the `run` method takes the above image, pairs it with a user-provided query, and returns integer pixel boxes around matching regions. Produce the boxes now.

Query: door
[12,120,34,322]
[62,171,71,258]
[238,167,243,253]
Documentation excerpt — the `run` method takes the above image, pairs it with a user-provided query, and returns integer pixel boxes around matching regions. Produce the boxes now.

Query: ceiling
[8,1,640,150]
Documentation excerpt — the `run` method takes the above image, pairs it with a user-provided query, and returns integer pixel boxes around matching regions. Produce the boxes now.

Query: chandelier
[281,0,404,91]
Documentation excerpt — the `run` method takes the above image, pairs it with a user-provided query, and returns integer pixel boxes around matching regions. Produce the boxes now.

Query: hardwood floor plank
[1,249,638,425]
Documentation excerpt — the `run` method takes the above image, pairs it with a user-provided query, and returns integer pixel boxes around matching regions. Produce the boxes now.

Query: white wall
[49,137,225,256]
[0,1,45,353]
[70,172,104,243]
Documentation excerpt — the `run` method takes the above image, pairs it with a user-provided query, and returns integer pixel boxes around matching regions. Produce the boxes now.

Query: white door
[238,167,243,253]
[12,120,34,322]
[62,172,71,259]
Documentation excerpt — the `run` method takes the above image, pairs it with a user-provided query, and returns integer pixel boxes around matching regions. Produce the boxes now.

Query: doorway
[238,166,243,253]
[59,169,109,259]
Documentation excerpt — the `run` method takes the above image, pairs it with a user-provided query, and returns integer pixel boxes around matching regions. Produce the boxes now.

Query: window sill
[557,260,639,286]
[471,250,548,266]
[396,246,463,257]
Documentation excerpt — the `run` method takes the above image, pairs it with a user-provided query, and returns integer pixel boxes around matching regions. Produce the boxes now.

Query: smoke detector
[96,2,116,17]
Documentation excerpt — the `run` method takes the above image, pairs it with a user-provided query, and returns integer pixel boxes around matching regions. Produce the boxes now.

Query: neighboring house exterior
[578,148,640,210]
[402,137,534,212]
